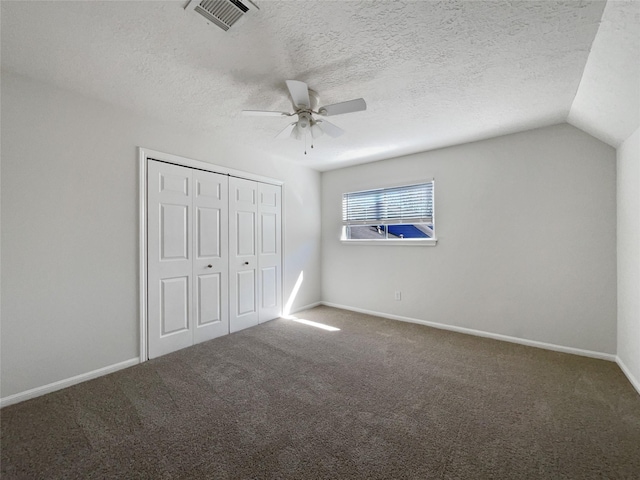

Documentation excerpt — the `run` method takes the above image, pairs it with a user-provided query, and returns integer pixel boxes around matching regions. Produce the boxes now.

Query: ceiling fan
[242,80,366,141]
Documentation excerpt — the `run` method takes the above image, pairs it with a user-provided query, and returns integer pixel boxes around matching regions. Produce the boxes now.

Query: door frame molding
[138,147,284,363]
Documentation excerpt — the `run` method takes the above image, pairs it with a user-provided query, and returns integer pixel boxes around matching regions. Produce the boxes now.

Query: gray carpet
[2,306,639,479]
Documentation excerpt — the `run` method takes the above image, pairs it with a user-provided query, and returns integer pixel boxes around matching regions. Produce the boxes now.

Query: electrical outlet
[394,291,401,301]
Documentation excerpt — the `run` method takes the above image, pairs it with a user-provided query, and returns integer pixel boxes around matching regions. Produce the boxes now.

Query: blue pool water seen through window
[342,181,435,243]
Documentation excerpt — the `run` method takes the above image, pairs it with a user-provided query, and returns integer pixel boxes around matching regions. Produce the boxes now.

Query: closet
[146,159,282,359]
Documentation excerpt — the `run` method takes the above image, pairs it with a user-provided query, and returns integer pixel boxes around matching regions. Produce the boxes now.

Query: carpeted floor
[2,306,639,479]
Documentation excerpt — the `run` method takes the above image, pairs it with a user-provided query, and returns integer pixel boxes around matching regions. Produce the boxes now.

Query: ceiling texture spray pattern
[568,0,640,147]
[1,1,636,170]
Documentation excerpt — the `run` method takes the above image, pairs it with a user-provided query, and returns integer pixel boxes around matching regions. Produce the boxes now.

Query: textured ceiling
[568,0,640,147]
[0,1,627,171]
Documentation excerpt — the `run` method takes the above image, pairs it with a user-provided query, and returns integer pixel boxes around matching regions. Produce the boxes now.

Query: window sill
[340,238,437,246]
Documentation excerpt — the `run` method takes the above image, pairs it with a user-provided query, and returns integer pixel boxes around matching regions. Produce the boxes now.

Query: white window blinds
[342,181,434,225]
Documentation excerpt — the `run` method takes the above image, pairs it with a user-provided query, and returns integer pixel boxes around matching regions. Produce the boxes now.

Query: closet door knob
[207,264,213,268]
[244,262,249,265]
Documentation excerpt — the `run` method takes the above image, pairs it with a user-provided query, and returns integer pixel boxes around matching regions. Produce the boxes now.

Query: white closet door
[258,183,282,322]
[229,177,259,333]
[148,160,280,356]
[148,160,193,359]
[192,169,229,344]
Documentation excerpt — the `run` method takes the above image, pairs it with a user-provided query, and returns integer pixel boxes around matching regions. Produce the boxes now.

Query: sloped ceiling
[1,1,635,171]
[568,0,640,147]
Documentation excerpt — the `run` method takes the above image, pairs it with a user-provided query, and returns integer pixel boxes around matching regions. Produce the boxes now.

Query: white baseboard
[321,302,617,362]
[0,358,140,408]
[3,307,632,407]
[616,357,640,396]
[288,301,322,316]
[1,301,323,408]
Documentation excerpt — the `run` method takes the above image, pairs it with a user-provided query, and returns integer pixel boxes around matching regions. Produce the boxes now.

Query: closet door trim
[139,147,284,363]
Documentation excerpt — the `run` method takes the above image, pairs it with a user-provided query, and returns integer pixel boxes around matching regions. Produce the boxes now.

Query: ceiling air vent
[185,0,258,32]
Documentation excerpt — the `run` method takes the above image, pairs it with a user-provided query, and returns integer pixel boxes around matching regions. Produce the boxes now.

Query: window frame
[340,180,437,246]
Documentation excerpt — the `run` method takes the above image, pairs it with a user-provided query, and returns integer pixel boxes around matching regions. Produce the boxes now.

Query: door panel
[260,213,277,254]
[148,161,193,359]
[197,273,221,326]
[197,207,220,258]
[161,276,190,334]
[260,190,277,207]
[229,177,259,333]
[236,212,255,256]
[197,177,221,199]
[161,204,189,259]
[261,266,277,309]
[192,169,228,344]
[237,270,256,315]
[257,183,282,322]
[161,173,188,195]
[236,185,255,204]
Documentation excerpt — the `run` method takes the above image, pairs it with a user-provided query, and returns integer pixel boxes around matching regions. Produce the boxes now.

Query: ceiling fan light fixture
[297,112,311,130]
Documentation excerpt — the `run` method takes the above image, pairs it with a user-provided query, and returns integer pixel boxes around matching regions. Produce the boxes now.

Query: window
[341,181,436,245]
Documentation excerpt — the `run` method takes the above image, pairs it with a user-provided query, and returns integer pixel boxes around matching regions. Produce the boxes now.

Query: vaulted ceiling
[1,1,638,171]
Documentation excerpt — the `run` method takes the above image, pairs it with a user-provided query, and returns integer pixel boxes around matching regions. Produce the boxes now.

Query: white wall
[617,126,640,391]
[322,124,617,355]
[0,71,321,399]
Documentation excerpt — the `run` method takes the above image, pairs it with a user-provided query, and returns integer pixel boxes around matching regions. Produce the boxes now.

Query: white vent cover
[185,0,258,32]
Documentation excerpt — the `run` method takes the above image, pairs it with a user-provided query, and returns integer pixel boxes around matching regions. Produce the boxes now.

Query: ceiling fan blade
[317,119,344,138]
[275,122,297,139]
[310,120,324,139]
[286,80,311,108]
[292,123,303,140]
[319,98,366,116]
[242,110,290,117]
